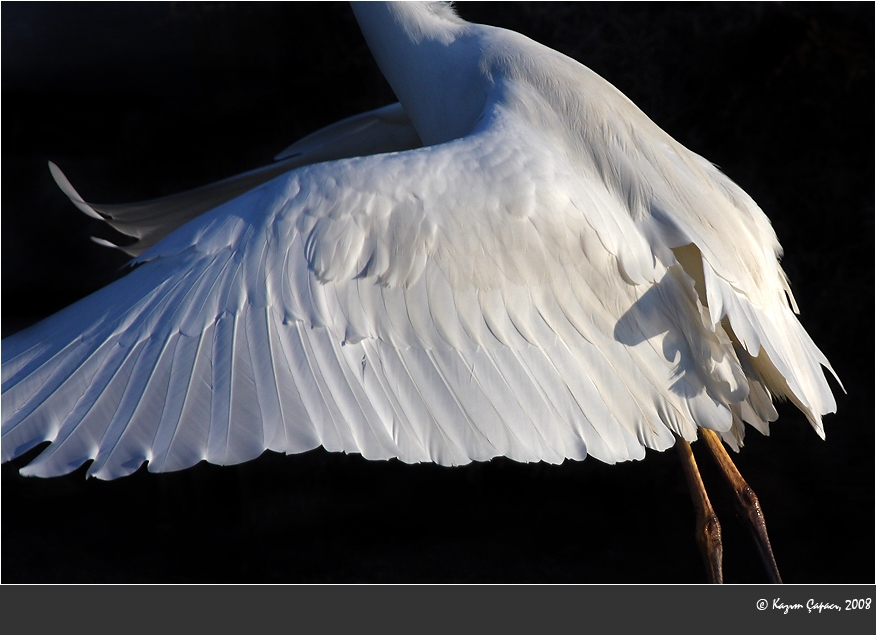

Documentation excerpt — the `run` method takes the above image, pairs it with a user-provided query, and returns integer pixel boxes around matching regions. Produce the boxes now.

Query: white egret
[1,2,847,582]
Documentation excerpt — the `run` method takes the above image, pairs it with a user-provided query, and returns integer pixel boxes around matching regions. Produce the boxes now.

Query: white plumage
[1,2,838,481]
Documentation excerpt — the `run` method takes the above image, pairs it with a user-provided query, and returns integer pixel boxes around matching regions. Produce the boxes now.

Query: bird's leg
[698,428,782,583]
[675,434,723,583]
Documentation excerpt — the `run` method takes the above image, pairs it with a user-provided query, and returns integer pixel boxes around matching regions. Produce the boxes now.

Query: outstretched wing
[50,103,421,256]
[0,99,830,480]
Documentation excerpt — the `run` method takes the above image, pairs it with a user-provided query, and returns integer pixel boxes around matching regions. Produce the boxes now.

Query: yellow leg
[675,434,723,583]
[699,428,782,584]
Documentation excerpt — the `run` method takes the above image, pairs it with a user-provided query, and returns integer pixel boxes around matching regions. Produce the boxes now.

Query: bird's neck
[351,1,487,146]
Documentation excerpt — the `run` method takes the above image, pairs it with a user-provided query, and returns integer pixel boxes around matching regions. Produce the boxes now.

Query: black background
[2,2,872,583]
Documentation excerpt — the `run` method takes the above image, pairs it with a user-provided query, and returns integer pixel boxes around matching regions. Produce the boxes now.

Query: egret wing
[274,102,420,161]
[50,103,421,257]
[500,35,840,439]
[590,100,841,435]
[1,102,791,479]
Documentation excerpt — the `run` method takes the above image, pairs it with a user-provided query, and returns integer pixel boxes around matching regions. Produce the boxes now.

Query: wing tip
[48,161,105,220]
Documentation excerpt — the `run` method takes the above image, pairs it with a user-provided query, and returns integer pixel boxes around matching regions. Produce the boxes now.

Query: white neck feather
[351,2,487,146]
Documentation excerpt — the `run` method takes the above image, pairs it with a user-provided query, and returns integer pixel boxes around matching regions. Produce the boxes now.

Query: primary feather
[1,2,838,480]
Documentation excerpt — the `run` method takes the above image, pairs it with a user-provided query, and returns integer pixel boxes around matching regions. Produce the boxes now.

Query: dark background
[2,2,872,583]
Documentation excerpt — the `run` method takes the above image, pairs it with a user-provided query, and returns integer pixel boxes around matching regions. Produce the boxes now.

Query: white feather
[2,1,837,479]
